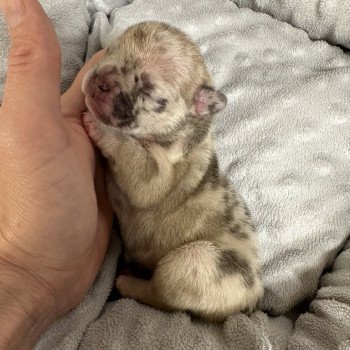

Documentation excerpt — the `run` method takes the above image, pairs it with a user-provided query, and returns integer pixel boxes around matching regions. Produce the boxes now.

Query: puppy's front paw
[82,112,103,143]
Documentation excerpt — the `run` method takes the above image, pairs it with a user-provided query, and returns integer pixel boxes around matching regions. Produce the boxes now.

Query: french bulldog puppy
[82,21,263,322]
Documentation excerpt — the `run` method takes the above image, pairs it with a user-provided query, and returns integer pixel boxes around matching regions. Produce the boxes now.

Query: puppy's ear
[191,86,227,117]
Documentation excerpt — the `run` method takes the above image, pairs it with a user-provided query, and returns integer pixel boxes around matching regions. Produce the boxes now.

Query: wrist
[0,261,58,349]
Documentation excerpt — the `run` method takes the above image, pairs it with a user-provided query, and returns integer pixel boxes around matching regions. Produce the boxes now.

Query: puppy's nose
[94,76,111,95]
[98,81,110,93]
[93,73,120,101]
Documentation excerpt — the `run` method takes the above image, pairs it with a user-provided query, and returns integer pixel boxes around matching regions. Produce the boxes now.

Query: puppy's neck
[165,132,214,166]
[126,116,214,165]
[158,117,213,157]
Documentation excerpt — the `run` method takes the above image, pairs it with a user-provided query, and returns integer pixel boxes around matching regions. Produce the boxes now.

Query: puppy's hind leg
[116,241,262,321]
[115,242,219,313]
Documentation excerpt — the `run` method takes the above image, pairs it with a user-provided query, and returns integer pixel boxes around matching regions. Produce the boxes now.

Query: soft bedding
[1,0,350,349]
[0,0,90,99]
[233,0,350,49]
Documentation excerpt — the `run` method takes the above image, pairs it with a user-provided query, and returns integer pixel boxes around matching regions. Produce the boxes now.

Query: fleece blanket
[0,0,90,99]
[233,0,350,49]
[1,0,350,349]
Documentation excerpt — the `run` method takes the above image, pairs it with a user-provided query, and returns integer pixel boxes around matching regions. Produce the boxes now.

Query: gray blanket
[0,0,90,99]
[1,0,350,349]
[233,0,350,49]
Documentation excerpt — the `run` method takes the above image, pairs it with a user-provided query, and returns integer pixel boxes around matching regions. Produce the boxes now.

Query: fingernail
[0,0,25,29]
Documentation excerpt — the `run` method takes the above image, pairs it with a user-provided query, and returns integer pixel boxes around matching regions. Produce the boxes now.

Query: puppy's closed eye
[142,94,167,113]
[142,93,167,107]
[142,91,153,98]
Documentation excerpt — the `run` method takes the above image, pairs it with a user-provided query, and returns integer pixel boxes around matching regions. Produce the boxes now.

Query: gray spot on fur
[206,155,220,186]
[121,65,129,75]
[191,154,219,196]
[218,250,254,286]
[140,73,155,93]
[208,102,218,114]
[113,93,136,126]
[184,115,211,153]
[223,193,234,224]
[229,224,249,240]
[154,98,168,113]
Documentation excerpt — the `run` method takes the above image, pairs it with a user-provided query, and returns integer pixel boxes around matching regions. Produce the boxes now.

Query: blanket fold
[232,0,350,49]
[288,241,350,349]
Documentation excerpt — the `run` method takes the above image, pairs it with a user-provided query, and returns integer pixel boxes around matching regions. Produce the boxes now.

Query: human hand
[0,0,111,348]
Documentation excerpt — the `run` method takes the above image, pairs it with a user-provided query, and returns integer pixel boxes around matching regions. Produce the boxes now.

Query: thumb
[0,0,61,117]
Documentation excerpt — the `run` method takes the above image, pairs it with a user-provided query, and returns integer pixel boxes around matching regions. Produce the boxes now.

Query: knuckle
[8,32,61,71]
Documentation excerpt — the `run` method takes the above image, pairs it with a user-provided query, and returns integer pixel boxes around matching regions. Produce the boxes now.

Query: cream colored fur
[82,21,263,322]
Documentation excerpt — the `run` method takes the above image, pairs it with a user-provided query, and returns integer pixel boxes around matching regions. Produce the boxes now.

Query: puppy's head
[83,21,227,142]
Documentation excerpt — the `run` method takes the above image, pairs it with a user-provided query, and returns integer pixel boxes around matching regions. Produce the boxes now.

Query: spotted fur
[82,21,263,322]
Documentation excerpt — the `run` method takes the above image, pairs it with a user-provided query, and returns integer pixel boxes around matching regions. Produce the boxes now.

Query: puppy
[82,21,263,322]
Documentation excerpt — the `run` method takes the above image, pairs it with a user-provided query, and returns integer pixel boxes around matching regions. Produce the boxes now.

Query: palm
[0,51,112,312]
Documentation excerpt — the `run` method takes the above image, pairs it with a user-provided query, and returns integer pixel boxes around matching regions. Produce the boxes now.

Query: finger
[61,50,105,119]
[0,0,61,117]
